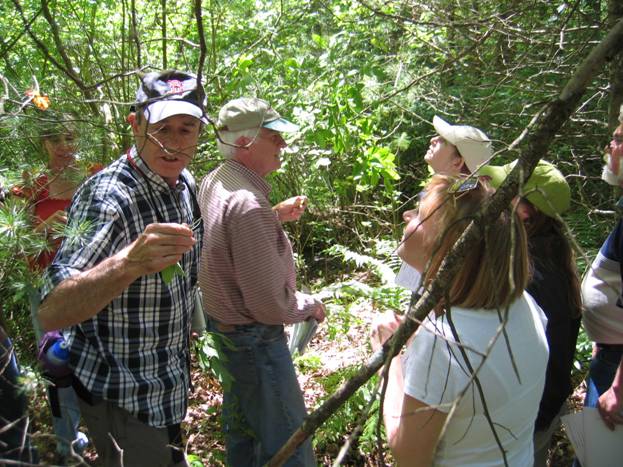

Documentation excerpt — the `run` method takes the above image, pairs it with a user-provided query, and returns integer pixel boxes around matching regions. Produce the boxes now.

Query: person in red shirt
[12,114,99,463]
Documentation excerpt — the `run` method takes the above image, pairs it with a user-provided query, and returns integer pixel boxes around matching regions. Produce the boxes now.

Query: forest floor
[29,300,580,466]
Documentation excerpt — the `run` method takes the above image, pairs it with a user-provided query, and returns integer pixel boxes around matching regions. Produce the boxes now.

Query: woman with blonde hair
[12,112,99,463]
[371,174,549,466]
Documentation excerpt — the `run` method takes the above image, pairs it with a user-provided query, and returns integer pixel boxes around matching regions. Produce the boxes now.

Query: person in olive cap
[482,160,581,467]
[38,70,205,467]
[198,97,325,466]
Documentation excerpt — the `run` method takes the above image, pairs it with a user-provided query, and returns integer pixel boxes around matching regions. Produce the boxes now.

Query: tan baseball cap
[433,116,492,173]
[217,97,299,132]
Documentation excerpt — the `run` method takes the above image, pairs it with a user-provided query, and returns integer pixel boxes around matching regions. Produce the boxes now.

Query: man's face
[424,135,464,174]
[245,128,287,177]
[132,113,201,186]
[610,123,623,158]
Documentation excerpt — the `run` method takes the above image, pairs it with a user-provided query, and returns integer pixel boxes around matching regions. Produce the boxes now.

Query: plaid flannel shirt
[41,147,202,427]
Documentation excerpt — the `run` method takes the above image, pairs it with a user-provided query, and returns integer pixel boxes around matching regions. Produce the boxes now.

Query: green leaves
[0,197,46,292]
[353,146,400,195]
[194,332,235,393]
[161,262,185,285]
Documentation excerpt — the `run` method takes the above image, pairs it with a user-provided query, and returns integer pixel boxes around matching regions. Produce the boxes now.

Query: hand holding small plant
[124,222,196,282]
[273,195,308,222]
[160,218,201,285]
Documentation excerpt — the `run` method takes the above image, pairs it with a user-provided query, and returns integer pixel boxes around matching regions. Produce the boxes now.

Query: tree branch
[161,0,167,70]
[0,6,41,61]
[194,0,208,121]
[11,0,72,81]
[130,0,141,67]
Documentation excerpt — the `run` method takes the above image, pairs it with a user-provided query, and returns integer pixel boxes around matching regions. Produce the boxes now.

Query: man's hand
[123,222,196,277]
[39,222,196,332]
[370,312,403,352]
[273,195,308,222]
[310,301,326,323]
[597,358,623,430]
[597,384,623,430]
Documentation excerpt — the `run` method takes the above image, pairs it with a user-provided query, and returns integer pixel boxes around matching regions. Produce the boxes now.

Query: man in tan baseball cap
[198,97,323,466]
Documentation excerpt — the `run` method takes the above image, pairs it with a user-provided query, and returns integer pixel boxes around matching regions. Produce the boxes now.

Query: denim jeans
[584,347,623,408]
[51,386,88,458]
[209,320,315,467]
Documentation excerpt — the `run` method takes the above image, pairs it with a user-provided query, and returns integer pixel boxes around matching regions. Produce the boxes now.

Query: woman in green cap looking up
[482,160,581,467]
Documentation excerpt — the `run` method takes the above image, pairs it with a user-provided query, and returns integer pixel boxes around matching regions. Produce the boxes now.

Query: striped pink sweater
[197,160,319,325]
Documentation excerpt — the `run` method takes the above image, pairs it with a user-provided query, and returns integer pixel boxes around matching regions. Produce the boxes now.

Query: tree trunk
[608,0,623,131]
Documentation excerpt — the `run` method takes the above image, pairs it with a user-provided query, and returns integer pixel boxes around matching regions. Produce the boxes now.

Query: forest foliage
[1,0,621,321]
[1,0,623,461]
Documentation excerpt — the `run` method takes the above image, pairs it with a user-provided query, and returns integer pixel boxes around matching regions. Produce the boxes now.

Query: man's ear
[236,135,250,148]
[235,136,253,156]
[230,136,251,163]
[127,112,140,135]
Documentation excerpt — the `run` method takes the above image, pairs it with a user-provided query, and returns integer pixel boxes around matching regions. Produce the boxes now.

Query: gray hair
[217,127,262,159]
[619,103,623,123]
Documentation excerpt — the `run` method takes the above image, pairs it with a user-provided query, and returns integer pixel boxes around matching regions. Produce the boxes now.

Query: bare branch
[130,0,141,67]
[0,5,41,61]
[11,0,74,82]
[161,0,167,69]
[194,0,207,119]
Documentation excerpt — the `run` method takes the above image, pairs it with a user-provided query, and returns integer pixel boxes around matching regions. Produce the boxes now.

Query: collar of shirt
[129,146,187,194]
[225,159,271,198]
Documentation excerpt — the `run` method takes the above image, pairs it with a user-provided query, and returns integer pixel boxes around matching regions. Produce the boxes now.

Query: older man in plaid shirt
[38,70,205,467]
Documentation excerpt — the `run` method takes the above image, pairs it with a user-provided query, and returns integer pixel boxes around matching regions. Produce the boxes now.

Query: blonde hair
[420,174,529,310]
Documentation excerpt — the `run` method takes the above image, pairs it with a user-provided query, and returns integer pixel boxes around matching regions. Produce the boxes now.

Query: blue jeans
[584,347,623,408]
[51,385,88,458]
[209,320,315,467]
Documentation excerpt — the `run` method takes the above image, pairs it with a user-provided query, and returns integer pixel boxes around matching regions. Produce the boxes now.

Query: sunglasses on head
[448,177,479,194]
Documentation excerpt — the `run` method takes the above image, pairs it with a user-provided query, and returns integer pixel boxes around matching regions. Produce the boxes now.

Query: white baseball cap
[433,116,492,173]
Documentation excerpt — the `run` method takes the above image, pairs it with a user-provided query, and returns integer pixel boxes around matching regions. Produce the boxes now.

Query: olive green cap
[480,160,570,217]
